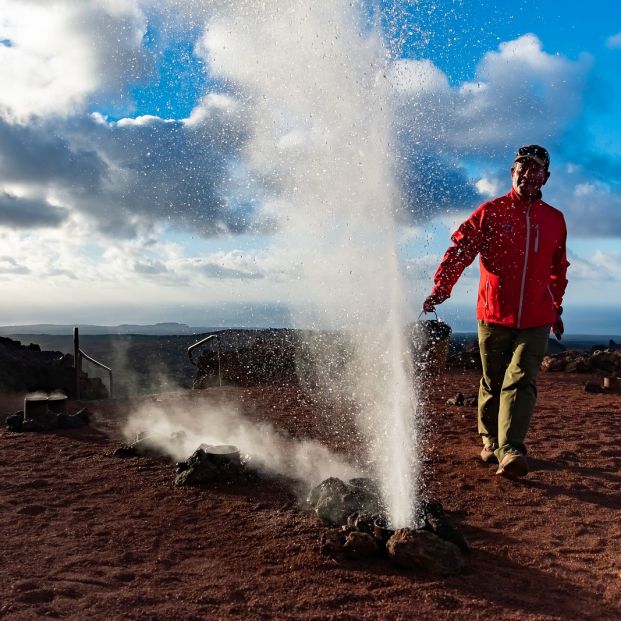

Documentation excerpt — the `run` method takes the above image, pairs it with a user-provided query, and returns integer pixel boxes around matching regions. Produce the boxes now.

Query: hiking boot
[496,451,529,479]
[480,444,498,464]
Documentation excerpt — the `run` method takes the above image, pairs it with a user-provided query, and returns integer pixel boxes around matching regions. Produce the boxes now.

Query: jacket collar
[509,188,542,209]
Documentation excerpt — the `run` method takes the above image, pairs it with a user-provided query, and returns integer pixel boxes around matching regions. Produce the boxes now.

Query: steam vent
[308,478,468,574]
[6,393,90,433]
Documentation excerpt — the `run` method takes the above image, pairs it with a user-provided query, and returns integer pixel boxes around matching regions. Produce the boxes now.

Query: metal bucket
[199,444,241,466]
[24,396,48,421]
[48,394,68,415]
[411,313,452,376]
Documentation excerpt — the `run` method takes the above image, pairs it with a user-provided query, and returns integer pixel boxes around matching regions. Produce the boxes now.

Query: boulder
[319,529,346,556]
[308,477,382,526]
[386,528,464,575]
[174,447,250,486]
[343,531,378,559]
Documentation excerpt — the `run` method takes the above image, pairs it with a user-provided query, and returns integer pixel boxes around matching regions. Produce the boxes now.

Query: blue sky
[0,0,620,333]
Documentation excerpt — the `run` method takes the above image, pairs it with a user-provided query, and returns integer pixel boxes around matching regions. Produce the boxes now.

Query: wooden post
[73,327,80,400]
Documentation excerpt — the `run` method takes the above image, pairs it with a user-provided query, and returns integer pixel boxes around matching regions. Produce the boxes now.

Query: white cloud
[0,0,150,121]
[475,177,501,198]
[0,255,29,275]
[0,192,68,228]
[606,32,621,49]
[566,250,610,281]
[590,250,621,280]
[0,93,251,238]
[559,171,621,238]
[390,58,450,94]
[391,34,592,153]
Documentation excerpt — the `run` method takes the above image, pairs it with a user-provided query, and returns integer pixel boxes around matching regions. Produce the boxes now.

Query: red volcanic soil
[1,370,620,620]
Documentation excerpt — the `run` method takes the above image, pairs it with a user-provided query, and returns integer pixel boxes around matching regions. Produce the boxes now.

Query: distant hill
[0,323,219,336]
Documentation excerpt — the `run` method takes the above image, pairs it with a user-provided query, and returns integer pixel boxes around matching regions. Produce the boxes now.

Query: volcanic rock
[584,382,604,394]
[5,411,24,432]
[174,447,249,486]
[319,528,346,556]
[346,511,376,535]
[446,393,464,406]
[418,500,470,553]
[308,477,382,526]
[343,531,378,558]
[542,348,621,375]
[386,528,464,575]
[566,358,592,373]
[463,395,478,407]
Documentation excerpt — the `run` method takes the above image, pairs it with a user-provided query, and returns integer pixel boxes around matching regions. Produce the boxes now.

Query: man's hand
[422,293,447,314]
[552,313,564,341]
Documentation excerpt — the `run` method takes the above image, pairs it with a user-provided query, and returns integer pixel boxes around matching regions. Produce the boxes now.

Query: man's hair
[514,144,550,170]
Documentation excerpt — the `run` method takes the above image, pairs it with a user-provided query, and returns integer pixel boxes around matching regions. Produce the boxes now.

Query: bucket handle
[418,310,439,320]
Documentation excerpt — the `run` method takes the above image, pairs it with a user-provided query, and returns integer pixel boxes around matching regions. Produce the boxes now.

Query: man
[423,145,569,479]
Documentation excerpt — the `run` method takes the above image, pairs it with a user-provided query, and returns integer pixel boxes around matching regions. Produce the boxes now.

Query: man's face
[511,159,550,200]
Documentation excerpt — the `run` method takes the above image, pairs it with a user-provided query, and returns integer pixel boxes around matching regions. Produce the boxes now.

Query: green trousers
[477,321,550,462]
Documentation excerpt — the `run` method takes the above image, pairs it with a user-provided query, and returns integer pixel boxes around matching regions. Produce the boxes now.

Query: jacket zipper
[534,224,539,253]
[517,207,531,328]
[547,285,554,302]
[485,280,489,309]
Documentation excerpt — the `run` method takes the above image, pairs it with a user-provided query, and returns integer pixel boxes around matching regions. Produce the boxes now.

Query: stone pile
[308,477,468,575]
[541,348,621,375]
[307,477,383,525]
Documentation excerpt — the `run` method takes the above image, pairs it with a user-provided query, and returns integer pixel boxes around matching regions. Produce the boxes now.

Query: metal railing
[188,333,222,386]
[74,327,113,399]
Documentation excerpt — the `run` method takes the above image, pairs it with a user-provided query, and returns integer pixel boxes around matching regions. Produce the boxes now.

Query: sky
[0,0,620,333]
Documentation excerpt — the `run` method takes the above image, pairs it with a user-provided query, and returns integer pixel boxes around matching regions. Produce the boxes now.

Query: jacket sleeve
[549,216,569,311]
[431,205,484,299]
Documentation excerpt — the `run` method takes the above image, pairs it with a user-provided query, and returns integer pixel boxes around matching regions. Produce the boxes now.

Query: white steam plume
[198,1,421,527]
[123,400,359,486]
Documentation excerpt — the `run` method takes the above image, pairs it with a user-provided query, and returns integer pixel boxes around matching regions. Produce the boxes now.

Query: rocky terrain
[1,363,619,620]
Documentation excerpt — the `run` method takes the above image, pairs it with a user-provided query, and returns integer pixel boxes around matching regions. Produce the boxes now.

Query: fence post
[73,327,80,400]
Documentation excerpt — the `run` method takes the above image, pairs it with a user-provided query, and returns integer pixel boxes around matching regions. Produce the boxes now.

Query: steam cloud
[123,400,359,487]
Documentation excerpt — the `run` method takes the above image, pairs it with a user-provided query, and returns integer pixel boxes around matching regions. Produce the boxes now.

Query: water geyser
[202,0,421,527]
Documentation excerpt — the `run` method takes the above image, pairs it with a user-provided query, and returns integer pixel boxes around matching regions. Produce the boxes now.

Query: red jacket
[431,189,569,329]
